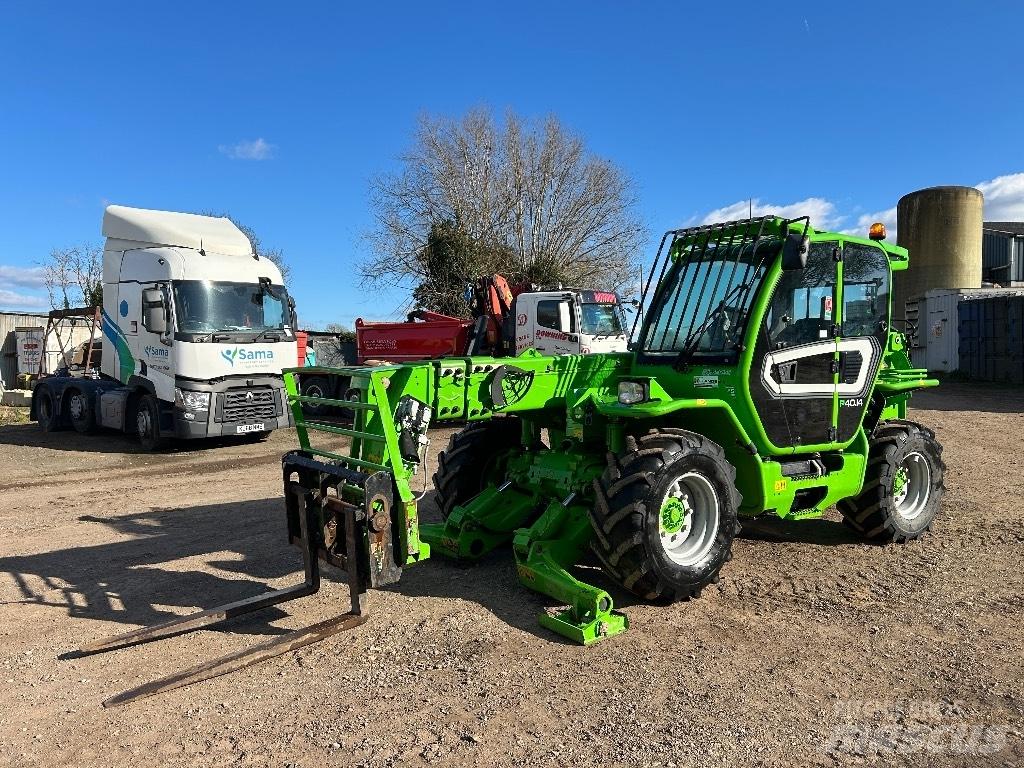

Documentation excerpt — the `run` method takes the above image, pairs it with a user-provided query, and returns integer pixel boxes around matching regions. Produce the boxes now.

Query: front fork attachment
[77,452,399,707]
[421,487,628,645]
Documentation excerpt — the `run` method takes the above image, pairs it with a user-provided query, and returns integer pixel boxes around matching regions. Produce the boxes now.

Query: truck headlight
[174,388,211,411]
[617,381,646,405]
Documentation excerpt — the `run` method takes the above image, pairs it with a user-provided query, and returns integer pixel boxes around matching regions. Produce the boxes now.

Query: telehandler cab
[82,216,944,705]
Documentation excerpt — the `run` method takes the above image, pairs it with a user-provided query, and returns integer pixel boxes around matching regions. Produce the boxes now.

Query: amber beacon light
[868,222,887,240]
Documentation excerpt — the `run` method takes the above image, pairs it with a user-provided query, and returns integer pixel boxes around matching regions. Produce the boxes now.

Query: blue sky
[2,1,1022,327]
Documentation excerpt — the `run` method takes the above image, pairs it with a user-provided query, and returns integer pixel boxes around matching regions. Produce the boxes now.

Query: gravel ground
[0,382,1021,767]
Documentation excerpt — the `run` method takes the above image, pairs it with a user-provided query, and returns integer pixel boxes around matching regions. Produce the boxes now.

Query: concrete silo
[894,186,983,316]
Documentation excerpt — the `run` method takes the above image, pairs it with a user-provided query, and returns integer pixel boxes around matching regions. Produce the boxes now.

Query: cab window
[536,300,576,332]
[840,243,890,338]
[763,242,838,347]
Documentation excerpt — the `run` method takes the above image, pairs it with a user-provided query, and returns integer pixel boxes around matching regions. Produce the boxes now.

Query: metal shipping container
[958,294,1024,385]
[905,287,1024,373]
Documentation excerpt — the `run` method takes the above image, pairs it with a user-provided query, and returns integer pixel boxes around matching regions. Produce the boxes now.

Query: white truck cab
[512,289,629,356]
[32,206,298,449]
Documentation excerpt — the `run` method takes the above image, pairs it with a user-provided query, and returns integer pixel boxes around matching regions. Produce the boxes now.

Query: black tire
[135,394,168,451]
[66,388,97,434]
[432,417,524,520]
[590,428,740,602]
[300,376,332,418]
[35,388,61,432]
[839,420,945,543]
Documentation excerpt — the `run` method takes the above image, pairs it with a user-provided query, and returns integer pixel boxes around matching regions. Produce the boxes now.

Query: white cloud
[976,172,1024,221]
[700,197,844,230]
[218,138,274,161]
[0,264,46,289]
[0,288,48,311]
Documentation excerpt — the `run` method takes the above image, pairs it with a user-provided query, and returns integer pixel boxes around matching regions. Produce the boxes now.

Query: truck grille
[222,388,278,421]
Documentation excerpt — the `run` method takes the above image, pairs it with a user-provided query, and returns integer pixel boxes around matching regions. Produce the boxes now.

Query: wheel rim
[137,407,152,438]
[658,471,720,566]
[69,394,84,420]
[893,451,931,520]
[306,384,324,399]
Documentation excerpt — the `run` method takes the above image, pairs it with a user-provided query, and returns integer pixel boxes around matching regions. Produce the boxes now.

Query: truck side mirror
[781,233,810,271]
[557,301,573,333]
[142,288,167,334]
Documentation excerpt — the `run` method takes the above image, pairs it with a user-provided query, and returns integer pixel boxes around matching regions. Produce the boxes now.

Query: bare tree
[39,245,103,309]
[364,108,645,310]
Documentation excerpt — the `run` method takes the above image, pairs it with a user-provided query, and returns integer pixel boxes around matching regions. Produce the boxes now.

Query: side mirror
[142,287,167,334]
[557,301,573,333]
[781,233,810,271]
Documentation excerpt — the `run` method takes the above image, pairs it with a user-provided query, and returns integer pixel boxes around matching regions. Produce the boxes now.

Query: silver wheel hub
[894,451,931,520]
[659,471,720,567]
[137,408,151,437]
[69,395,84,419]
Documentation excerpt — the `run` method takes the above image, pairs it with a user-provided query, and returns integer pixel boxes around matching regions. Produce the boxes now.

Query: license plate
[236,423,265,434]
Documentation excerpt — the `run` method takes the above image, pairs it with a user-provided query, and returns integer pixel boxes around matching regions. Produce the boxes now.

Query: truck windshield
[580,303,624,336]
[639,236,781,362]
[172,280,289,334]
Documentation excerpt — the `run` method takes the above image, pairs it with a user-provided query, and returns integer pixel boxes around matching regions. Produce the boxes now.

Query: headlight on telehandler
[617,381,646,405]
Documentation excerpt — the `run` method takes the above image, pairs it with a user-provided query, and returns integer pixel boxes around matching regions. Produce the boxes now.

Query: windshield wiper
[673,281,749,369]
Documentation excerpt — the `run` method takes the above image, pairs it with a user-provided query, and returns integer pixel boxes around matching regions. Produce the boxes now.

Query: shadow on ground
[737,515,862,547]
[911,381,1024,414]
[0,491,600,648]
[0,498,301,640]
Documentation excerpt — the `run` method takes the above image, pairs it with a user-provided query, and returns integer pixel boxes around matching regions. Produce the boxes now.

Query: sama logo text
[221,347,275,367]
[144,345,169,358]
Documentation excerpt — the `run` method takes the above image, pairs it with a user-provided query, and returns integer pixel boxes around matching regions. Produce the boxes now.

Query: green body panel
[284,217,935,643]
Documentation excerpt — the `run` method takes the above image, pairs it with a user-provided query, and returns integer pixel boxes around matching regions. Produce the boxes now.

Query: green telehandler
[83,215,945,705]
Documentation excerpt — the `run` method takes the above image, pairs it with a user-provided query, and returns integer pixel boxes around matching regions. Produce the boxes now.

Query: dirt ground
[0,382,1021,767]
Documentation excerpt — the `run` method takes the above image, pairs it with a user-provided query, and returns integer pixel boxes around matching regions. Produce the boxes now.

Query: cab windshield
[172,280,289,334]
[640,235,780,363]
[580,303,624,336]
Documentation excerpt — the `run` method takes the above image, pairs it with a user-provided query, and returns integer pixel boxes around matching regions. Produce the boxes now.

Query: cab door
[750,241,839,449]
[835,241,891,442]
[531,296,580,356]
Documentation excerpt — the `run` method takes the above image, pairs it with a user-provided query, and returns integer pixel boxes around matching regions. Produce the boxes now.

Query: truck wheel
[590,428,740,602]
[135,394,167,451]
[839,421,945,543]
[67,388,97,434]
[35,388,61,432]
[300,376,331,418]
[433,417,523,520]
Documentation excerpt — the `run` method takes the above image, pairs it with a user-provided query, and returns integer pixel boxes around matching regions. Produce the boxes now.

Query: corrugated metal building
[982,222,1024,286]
[0,310,97,386]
